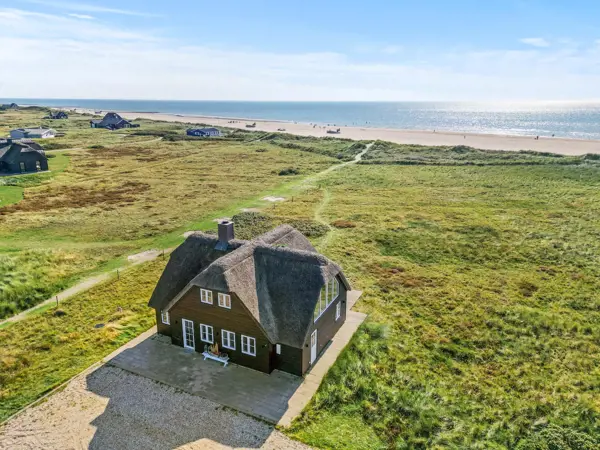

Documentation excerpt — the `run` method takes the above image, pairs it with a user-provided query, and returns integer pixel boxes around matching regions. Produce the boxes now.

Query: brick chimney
[215,220,235,251]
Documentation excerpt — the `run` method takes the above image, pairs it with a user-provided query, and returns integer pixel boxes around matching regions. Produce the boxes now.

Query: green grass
[0,258,166,422]
[0,186,23,207]
[271,164,600,449]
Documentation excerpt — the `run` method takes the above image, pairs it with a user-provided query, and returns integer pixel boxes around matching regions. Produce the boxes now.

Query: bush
[230,212,274,239]
[279,167,300,176]
[515,425,598,450]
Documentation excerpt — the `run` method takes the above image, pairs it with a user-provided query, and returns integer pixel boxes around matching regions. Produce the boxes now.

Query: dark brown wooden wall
[275,344,303,376]
[301,277,347,374]
[168,288,273,373]
[154,274,349,376]
[156,310,172,336]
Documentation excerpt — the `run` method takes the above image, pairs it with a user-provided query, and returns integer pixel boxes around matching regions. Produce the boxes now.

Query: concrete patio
[107,291,366,425]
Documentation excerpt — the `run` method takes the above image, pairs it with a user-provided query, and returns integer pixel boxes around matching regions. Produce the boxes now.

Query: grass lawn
[269,163,600,449]
[0,186,23,207]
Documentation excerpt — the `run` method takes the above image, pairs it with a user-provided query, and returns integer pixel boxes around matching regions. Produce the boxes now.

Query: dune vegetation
[0,108,343,318]
[274,163,600,448]
[1,107,598,449]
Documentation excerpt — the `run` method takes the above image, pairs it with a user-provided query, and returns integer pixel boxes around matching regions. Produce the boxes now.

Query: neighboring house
[186,127,222,137]
[90,112,139,130]
[0,139,48,174]
[149,221,350,376]
[10,128,56,139]
[45,111,68,119]
[0,103,18,110]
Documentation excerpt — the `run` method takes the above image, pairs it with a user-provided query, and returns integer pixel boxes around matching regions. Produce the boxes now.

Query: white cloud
[68,13,93,19]
[520,37,550,48]
[20,0,156,17]
[1,8,600,101]
[381,45,403,55]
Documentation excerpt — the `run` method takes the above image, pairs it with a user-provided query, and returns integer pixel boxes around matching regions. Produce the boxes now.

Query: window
[241,335,256,356]
[276,344,281,355]
[335,302,341,321]
[221,330,235,350]
[161,310,170,325]
[200,324,214,343]
[19,162,25,172]
[200,289,213,304]
[218,293,231,309]
[314,277,341,322]
[35,161,41,171]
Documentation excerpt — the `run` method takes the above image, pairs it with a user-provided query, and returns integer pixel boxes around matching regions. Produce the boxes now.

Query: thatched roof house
[149,222,351,375]
[45,111,68,120]
[0,139,48,174]
[90,112,139,130]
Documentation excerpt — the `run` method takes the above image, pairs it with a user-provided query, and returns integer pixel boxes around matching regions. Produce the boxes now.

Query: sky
[1,0,600,101]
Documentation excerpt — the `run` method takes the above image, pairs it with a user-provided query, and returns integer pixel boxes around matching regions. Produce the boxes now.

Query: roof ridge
[254,243,329,265]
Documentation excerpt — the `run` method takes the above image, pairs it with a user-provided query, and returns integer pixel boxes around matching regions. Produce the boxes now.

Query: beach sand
[70,108,600,156]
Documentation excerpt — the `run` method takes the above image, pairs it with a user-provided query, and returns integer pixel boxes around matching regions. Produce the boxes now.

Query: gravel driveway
[0,366,311,450]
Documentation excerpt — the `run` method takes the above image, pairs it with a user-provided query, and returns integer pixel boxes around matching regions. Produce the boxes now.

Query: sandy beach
[68,108,600,156]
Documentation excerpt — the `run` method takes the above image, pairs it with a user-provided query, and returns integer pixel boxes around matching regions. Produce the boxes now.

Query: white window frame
[314,277,341,322]
[218,293,231,309]
[221,329,236,350]
[335,302,341,321]
[161,310,170,325]
[200,324,214,343]
[200,288,213,304]
[276,344,281,355]
[241,335,256,356]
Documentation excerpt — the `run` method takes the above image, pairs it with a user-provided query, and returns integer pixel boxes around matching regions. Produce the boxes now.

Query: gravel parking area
[0,366,310,450]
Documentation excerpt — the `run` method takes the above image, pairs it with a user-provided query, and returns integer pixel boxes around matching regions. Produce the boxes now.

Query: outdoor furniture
[203,344,229,367]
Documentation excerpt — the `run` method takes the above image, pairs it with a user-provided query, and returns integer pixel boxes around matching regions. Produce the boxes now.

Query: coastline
[66,107,600,155]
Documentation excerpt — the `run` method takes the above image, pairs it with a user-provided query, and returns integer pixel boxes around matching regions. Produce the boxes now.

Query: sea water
[5,99,600,140]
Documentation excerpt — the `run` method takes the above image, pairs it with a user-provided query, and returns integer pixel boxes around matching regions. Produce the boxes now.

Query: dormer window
[218,293,231,309]
[200,288,213,304]
[313,277,340,322]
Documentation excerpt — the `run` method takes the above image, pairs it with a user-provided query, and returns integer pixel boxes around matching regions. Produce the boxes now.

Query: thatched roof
[149,225,350,348]
[0,140,46,163]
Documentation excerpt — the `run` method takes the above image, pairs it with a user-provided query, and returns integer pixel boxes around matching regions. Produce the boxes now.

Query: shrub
[230,212,274,239]
[279,167,300,176]
[515,425,598,450]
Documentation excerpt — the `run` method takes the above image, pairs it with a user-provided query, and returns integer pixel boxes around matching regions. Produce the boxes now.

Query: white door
[182,319,195,349]
[310,330,317,364]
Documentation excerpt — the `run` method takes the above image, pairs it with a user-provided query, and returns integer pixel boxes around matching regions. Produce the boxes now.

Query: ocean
[4,99,600,140]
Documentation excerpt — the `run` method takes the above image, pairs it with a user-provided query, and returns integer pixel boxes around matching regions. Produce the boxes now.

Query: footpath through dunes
[114,110,600,155]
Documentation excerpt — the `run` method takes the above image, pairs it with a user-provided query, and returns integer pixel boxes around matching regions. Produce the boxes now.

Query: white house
[10,128,56,139]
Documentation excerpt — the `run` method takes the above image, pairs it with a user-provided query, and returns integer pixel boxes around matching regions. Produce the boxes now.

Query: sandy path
[0,365,310,450]
[66,108,600,156]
